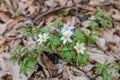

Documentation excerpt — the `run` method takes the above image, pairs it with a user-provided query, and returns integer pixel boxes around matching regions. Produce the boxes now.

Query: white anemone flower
[84,29,91,36]
[61,30,73,44]
[37,33,49,44]
[61,21,74,33]
[74,42,86,54]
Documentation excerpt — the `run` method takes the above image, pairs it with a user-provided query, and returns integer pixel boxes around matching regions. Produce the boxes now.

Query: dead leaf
[0,24,7,35]
[22,0,34,9]
[107,42,117,52]
[7,17,25,30]
[89,0,105,6]
[42,54,58,77]
[45,0,57,8]
[73,76,89,80]
[0,36,5,47]
[82,20,91,28]
[88,47,116,64]
[96,38,108,51]
[13,39,22,49]
[0,12,10,22]
[116,30,120,37]
[112,10,120,21]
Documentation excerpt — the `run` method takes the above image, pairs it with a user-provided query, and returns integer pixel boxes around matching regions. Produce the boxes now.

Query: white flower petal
[63,40,67,44]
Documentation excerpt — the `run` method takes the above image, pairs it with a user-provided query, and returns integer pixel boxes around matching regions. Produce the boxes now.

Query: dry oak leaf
[88,47,116,64]
[45,0,57,8]
[112,10,120,21]
[0,36,5,47]
[0,23,7,35]
[107,42,117,52]
[0,12,10,22]
[42,54,58,77]
[7,17,25,30]
[96,38,108,51]
[89,0,105,6]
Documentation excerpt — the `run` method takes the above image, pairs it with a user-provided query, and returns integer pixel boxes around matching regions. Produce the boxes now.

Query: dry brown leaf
[42,54,58,77]
[23,39,36,50]
[82,20,91,28]
[13,39,22,49]
[107,42,117,52]
[116,30,120,37]
[22,0,34,9]
[7,17,25,30]
[0,12,10,22]
[0,36,5,47]
[62,66,73,80]
[88,47,116,64]
[89,0,105,6]
[45,0,57,8]
[0,23,7,35]
[73,76,89,80]
[96,38,108,51]
[112,11,120,21]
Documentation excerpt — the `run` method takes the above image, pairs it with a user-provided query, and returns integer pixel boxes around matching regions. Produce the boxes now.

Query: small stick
[33,2,82,23]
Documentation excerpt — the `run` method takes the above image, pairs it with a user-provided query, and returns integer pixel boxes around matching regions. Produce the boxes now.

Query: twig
[33,1,82,23]
[94,1,120,7]
[75,67,93,80]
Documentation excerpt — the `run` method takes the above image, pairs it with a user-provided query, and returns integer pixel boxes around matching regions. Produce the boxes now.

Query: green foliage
[59,9,69,17]
[52,21,64,28]
[75,54,89,65]
[89,21,99,30]
[45,34,61,53]
[90,9,113,28]
[10,45,38,76]
[20,55,37,76]
[95,9,104,20]
[63,51,75,63]
[87,31,100,44]
[96,61,114,80]
[40,27,51,33]
[100,17,112,28]
[21,25,40,39]
[74,29,85,42]
[10,45,28,63]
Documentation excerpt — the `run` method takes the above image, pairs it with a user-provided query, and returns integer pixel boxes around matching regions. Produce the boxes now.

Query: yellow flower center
[64,35,68,39]
[77,45,82,51]
[85,30,90,35]
[41,36,45,41]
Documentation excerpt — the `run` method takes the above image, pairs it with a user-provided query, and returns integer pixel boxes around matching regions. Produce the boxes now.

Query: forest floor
[0,0,120,80]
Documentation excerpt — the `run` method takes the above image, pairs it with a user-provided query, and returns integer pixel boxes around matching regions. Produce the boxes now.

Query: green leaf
[52,37,61,46]
[59,9,68,17]
[52,21,59,27]
[40,27,51,33]
[21,47,28,54]
[74,29,85,42]
[63,51,73,63]
[100,18,112,28]
[10,50,18,56]
[95,9,104,19]
[52,21,64,28]
[61,47,69,52]
[89,21,99,30]
[12,57,18,63]
[51,44,56,53]
[76,54,89,65]
[17,45,23,52]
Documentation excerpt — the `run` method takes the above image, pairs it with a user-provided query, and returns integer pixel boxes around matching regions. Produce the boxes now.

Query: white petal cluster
[61,21,74,44]
[61,30,73,44]
[61,21,74,33]
[74,42,86,54]
[37,33,49,44]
